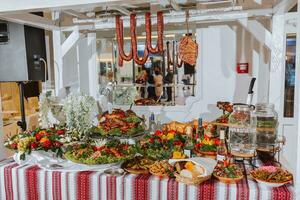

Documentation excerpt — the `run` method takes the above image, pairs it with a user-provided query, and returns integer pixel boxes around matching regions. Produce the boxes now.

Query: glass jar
[253,103,278,150]
[228,104,256,156]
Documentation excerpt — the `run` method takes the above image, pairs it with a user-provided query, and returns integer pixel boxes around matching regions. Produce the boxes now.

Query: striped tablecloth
[0,160,294,200]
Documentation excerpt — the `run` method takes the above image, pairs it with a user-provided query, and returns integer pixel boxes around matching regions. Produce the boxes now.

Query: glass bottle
[184,126,194,158]
[253,103,278,151]
[148,113,156,133]
[228,104,256,156]
[217,130,228,162]
[196,118,204,142]
[156,115,162,131]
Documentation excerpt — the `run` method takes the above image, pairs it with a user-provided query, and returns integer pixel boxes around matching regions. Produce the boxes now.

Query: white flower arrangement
[38,93,52,128]
[63,93,97,139]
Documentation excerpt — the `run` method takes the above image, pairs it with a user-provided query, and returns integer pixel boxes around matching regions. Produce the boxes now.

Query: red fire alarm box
[237,63,249,74]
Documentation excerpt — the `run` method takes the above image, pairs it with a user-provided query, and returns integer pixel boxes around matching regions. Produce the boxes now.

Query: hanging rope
[185,10,190,35]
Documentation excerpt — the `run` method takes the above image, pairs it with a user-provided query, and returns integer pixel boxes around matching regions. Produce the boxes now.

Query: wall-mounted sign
[237,63,249,74]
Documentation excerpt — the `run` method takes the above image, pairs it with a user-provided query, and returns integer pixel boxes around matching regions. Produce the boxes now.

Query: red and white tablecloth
[0,160,294,200]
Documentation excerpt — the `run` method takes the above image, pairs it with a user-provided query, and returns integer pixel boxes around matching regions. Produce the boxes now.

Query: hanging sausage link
[116,12,164,66]
[130,13,149,65]
[145,11,164,54]
[116,15,133,67]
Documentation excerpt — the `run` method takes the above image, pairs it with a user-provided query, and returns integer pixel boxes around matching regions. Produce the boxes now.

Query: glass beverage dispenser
[228,104,257,157]
[253,103,278,151]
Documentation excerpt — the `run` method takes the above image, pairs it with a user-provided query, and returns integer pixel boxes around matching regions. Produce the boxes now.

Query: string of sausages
[166,41,183,70]
[116,12,164,67]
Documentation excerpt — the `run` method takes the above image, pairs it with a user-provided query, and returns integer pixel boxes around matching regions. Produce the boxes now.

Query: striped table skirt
[0,161,294,200]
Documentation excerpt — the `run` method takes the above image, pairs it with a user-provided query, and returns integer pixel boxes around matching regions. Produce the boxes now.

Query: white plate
[252,177,292,188]
[38,159,121,172]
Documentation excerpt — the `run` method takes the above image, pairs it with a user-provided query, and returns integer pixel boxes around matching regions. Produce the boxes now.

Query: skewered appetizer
[93,109,145,137]
[216,101,233,124]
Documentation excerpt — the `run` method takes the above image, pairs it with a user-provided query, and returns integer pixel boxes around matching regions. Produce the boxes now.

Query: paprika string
[116,15,133,66]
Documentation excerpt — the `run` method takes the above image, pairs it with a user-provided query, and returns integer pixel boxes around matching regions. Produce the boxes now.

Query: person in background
[153,67,163,100]
[164,68,174,102]
[146,69,156,100]
[136,67,148,98]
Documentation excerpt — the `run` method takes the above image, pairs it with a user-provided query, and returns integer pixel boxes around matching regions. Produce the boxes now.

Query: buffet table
[0,159,294,200]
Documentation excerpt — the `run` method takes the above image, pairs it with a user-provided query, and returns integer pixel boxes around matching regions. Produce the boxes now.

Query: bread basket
[174,173,211,185]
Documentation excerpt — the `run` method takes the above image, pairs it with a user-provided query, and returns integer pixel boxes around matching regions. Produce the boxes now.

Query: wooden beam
[238,19,272,50]
[273,0,297,14]
[72,8,273,29]
[0,13,59,30]
[107,6,130,15]
[170,0,181,11]
[0,0,149,13]
[63,10,90,19]
[61,27,81,57]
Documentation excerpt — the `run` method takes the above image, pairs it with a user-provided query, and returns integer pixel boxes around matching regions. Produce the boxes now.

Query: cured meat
[116,15,133,66]
[115,12,164,66]
[130,13,149,65]
[179,36,198,66]
[145,11,164,54]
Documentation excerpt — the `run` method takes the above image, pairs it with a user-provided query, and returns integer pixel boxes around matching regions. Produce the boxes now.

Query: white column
[52,11,64,96]
[294,0,300,191]
[87,33,98,98]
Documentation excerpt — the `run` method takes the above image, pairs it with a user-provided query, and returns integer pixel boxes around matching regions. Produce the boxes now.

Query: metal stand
[16,82,26,131]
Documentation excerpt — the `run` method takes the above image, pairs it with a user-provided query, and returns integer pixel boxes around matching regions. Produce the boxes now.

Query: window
[284,35,296,117]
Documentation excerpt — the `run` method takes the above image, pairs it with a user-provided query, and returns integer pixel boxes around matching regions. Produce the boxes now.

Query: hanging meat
[130,13,149,65]
[178,36,198,66]
[116,15,133,67]
[115,12,164,66]
[167,41,183,70]
[145,11,164,54]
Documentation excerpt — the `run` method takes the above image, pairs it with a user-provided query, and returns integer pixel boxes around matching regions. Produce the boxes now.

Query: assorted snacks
[121,156,155,174]
[149,160,174,177]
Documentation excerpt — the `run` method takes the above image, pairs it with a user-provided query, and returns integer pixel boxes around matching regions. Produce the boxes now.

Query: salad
[138,130,186,160]
[213,162,243,179]
[64,140,137,165]
[194,136,220,154]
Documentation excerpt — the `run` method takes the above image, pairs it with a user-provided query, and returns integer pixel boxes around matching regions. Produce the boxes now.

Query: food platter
[121,156,155,174]
[63,140,137,165]
[213,163,244,184]
[149,160,174,178]
[93,109,146,138]
[250,166,293,187]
